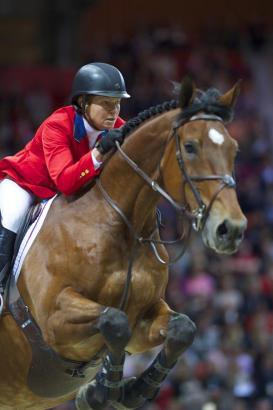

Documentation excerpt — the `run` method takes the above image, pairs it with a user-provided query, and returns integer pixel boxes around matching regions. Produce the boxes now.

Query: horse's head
[162,77,247,254]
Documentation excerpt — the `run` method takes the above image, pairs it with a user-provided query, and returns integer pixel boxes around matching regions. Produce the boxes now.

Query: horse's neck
[96,110,178,234]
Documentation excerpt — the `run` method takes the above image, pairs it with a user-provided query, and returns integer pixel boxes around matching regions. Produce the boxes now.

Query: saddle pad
[12,195,57,282]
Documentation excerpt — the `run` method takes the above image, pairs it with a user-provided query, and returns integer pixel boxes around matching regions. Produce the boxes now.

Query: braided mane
[122,100,179,137]
[122,87,233,138]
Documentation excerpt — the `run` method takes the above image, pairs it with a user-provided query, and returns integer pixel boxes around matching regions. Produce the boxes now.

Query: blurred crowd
[1,21,273,410]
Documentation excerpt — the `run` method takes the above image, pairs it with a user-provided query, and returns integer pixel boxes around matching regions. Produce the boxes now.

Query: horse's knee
[96,307,131,350]
[166,313,196,351]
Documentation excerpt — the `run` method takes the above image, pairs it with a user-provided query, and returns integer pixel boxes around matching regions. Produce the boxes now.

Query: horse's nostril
[217,221,228,237]
[217,219,246,243]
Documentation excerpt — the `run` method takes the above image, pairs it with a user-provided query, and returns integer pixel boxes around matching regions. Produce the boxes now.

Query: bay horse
[0,77,247,410]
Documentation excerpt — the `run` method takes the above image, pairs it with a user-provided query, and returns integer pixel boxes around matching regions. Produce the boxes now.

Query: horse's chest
[132,269,163,305]
[103,263,167,309]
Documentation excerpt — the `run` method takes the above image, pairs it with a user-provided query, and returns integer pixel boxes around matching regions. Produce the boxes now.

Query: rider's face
[85,96,121,130]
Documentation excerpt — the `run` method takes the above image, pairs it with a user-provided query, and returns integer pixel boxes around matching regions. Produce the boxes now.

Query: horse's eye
[184,142,196,154]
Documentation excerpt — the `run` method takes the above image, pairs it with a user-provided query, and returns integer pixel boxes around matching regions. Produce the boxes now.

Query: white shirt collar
[83,118,102,148]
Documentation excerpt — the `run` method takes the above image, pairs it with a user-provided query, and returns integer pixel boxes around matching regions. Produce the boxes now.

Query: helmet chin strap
[82,95,89,116]
[79,95,93,126]
[75,94,90,118]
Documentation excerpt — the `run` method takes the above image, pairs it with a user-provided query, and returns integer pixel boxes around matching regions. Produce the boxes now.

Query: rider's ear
[218,80,242,108]
[179,76,196,109]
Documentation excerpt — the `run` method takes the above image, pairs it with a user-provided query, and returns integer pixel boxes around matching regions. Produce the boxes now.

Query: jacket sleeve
[114,116,125,128]
[42,120,101,196]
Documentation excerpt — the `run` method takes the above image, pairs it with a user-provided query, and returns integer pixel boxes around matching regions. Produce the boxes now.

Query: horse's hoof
[96,307,131,350]
[166,313,197,352]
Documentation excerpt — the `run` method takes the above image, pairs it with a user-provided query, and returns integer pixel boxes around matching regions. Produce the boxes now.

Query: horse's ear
[218,80,242,108]
[179,76,196,109]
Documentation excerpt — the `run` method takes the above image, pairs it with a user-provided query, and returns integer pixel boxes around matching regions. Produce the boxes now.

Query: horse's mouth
[202,214,247,255]
[203,235,242,255]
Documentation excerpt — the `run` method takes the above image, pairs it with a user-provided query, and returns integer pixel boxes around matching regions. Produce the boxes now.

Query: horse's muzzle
[215,217,247,253]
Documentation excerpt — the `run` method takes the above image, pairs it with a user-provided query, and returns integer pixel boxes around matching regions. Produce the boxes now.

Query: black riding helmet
[71,62,130,105]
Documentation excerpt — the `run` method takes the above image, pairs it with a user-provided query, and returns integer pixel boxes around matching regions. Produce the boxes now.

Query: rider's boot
[0,223,16,314]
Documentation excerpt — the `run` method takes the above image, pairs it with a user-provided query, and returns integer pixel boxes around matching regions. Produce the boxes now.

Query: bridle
[173,113,236,231]
[96,112,236,310]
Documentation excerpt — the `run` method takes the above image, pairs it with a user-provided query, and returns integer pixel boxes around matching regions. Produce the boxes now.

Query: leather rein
[97,113,236,310]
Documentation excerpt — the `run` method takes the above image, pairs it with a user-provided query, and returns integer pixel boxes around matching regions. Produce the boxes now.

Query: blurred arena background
[0,1,273,409]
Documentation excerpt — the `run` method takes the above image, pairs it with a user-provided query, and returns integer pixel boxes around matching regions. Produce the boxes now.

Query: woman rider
[0,62,130,305]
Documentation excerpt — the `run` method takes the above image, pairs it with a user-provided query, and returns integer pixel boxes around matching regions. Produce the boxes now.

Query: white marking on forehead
[208,128,225,145]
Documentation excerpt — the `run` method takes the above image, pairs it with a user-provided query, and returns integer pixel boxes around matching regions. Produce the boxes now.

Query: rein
[97,112,236,310]
[97,178,191,311]
[97,138,193,262]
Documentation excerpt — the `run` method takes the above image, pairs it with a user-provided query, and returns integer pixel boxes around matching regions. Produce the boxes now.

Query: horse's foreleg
[116,300,196,409]
[48,287,131,350]
[46,287,107,348]
[46,288,131,409]
[126,299,173,354]
[76,307,131,410]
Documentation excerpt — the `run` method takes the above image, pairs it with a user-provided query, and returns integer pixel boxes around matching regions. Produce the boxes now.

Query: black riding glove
[95,129,124,154]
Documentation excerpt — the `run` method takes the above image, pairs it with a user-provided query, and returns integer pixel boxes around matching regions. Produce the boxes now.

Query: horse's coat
[0,78,247,410]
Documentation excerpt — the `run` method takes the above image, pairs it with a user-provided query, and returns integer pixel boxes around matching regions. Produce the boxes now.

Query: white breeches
[0,179,35,233]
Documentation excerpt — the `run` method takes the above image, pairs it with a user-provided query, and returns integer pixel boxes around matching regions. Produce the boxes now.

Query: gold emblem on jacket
[80,169,90,178]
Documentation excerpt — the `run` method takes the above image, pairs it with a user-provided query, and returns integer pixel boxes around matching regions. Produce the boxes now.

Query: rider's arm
[42,115,125,196]
[42,120,102,196]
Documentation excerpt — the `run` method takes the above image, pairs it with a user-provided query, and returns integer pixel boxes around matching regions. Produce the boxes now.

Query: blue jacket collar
[73,113,86,142]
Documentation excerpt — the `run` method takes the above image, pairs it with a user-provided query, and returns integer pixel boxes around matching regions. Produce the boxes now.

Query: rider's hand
[95,129,124,155]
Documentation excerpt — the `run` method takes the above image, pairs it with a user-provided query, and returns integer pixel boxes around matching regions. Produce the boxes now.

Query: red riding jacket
[0,106,124,199]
